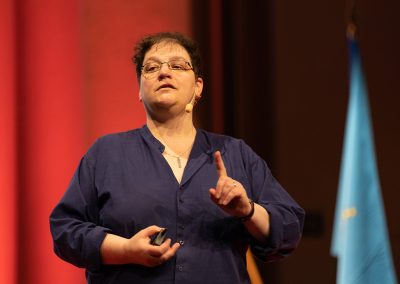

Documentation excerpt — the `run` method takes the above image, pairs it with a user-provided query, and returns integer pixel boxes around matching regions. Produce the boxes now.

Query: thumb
[141,225,164,237]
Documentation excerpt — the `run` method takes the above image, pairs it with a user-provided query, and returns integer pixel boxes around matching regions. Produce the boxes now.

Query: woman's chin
[148,100,180,113]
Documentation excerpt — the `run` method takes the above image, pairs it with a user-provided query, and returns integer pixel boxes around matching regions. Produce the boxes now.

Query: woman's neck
[146,115,195,138]
[147,117,196,157]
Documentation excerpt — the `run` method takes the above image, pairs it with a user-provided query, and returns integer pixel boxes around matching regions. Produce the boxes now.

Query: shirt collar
[139,125,165,153]
[138,124,222,157]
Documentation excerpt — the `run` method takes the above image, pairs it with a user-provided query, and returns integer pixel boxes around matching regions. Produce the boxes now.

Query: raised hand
[209,151,252,218]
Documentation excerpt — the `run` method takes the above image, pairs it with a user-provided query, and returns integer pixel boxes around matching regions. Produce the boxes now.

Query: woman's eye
[144,63,160,72]
[170,60,187,70]
[171,64,184,70]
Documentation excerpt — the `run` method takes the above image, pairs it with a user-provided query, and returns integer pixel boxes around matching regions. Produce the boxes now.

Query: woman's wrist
[240,199,255,222]
[101,233,130,264]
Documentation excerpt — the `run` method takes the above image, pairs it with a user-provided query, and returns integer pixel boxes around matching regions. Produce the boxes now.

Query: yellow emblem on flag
[341,207,357,219]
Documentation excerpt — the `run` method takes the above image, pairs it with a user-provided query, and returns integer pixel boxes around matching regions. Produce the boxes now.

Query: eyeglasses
[141,59,193,79]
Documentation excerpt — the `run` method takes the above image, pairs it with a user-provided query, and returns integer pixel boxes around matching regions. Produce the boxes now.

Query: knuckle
[150,225,159,231]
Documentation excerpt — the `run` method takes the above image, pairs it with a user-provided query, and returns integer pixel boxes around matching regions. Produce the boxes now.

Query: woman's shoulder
[85,128,143,157]
[96,128,141,143]
[198,129,251,153]
[199,129,239,142]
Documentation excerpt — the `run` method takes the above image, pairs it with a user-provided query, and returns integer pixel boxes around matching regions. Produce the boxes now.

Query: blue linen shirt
[50,125,305,284]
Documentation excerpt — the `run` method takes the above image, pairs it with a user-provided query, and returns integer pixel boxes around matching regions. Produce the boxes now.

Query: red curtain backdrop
[1,0,192,283]
[17,0,86,283]
[0,0,17,283]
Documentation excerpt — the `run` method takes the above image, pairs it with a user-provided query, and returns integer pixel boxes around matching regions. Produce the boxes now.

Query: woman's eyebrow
[144,55,188,62]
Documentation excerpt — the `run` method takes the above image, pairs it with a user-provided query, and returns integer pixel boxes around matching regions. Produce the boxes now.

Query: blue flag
[331,36,398,284]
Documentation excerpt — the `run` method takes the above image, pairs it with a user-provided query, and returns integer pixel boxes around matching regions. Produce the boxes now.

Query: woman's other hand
[101,226,180,267]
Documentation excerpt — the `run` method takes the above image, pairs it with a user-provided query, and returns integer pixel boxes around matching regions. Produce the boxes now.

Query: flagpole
[345,0,358,33]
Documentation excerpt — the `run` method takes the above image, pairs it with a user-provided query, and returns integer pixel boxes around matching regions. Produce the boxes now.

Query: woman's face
[139,41,203,116]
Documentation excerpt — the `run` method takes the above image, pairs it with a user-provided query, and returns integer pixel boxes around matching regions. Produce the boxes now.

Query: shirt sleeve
[239,141,305,262]
[49,141,111,272]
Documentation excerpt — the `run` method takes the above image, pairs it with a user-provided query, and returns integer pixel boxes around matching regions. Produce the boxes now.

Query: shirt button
[176,265,183,272]
[179,240,185,246]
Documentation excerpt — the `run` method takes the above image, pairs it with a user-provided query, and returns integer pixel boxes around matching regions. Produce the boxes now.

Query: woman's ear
[195,77,203,101]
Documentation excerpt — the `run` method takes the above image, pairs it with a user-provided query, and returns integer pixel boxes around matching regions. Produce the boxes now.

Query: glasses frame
[141,59,193,79]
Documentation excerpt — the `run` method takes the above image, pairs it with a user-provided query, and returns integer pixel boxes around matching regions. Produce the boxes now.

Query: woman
[50,32,305,283]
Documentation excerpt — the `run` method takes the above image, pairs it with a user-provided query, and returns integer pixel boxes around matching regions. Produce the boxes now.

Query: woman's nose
[158,63,172,78]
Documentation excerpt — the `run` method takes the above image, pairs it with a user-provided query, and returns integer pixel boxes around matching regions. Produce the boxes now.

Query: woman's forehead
[144,41,190,61]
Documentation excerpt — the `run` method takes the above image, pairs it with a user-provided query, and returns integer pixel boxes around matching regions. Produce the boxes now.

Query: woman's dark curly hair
[132,32,203,81]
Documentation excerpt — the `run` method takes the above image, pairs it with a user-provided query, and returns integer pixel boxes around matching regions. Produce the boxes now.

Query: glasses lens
[168,59,191,71]
[143,62,161,74]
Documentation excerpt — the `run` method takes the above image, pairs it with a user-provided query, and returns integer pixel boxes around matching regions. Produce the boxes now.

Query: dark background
[193,0,400,283]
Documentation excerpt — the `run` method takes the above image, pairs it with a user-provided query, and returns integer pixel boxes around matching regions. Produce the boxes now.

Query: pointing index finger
[214,151,227,177]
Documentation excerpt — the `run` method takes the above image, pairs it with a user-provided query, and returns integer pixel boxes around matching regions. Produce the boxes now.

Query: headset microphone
[185,93,196,113]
